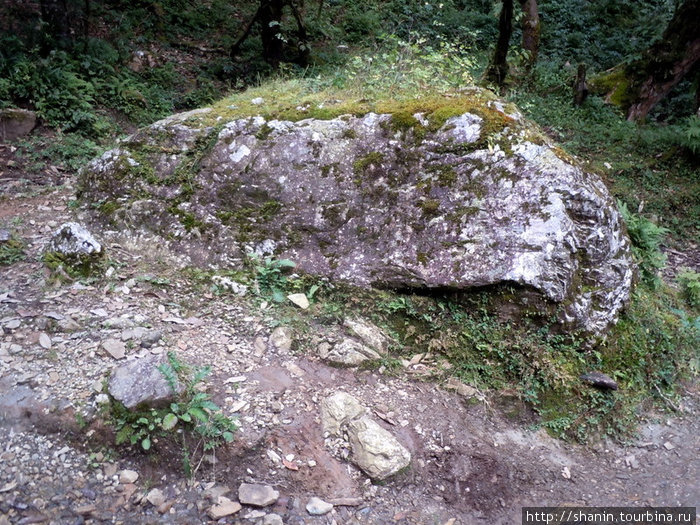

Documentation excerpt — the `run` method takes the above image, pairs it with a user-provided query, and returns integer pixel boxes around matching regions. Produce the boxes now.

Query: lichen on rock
[79,93,635,335]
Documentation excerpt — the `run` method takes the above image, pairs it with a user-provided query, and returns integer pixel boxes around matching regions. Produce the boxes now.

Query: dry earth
[1,149,698,524]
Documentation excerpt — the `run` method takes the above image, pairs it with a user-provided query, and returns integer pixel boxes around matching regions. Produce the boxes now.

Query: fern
[618,200,667,287]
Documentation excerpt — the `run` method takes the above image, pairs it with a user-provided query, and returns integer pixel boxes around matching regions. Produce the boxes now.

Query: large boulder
[79,92,634,334]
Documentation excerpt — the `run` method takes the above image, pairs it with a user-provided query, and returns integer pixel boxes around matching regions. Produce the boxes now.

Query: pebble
[238,483,279,507]
[146,488,166,507]
[101,339,126,359]
[118,470,139,484]
[207,496,241,519]
[306,497,334,515]
[39,333,52,349]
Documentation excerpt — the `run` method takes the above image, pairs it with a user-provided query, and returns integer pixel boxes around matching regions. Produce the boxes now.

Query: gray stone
[320,392,366,436]
[319,338,381,366]
[44,222,102,273]
[0,108,37,142]
[343,318,390,354]
[306,497,333,515]
[146,488,165,507]
[580,371,618,390]
[107,353,182,409]
[207,496,241,519]
[347,416,411,480]
[263,514,284,525]
[269,326,293,351]
[238,483,279,507]
[80,96,635,335]
[0,230,10,242]
[102,339,126,360]
[140,330,163,348]
[287,293,310,309]
[118,470,139,484]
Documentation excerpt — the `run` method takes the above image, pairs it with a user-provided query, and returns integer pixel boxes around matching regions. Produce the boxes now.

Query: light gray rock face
[108,353,182,409]
[45,222,103,273]
[0,108,37,142]
[80,98,635,334]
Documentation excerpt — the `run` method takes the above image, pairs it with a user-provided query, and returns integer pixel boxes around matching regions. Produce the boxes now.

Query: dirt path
[1,177,698,524]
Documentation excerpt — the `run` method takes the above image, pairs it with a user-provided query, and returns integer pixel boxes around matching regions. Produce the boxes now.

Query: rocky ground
[1,157,699,524]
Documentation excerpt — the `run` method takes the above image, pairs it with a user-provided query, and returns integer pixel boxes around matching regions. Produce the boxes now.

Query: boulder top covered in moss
[78,88,635,335]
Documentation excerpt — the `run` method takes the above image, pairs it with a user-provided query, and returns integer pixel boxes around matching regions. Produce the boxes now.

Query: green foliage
[0,237,26,266]
[618,201,668,287]
[248,254,297,303]
[112,352,237,478]
[676,268,700,309]
[16,134,104,173]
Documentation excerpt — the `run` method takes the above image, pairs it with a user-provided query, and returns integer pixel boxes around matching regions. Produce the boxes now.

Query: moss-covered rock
[79,93,635,335]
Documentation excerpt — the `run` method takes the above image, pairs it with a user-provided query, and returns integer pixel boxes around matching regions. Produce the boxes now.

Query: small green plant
[0,237,26,265]
[618,200,668,287]
[248,253,296,302]
[676,268,700,309]
[112,352,237,477]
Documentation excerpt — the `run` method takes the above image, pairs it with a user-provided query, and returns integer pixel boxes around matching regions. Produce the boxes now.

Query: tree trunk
[484,0,514,86]
[519,0,539,68]
[260,0,285,69]
[573,63,588,106]
[620,0,700,120]
[40,0,70,54]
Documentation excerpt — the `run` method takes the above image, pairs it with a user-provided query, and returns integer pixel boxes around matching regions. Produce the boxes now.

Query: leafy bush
[249,254,297,303]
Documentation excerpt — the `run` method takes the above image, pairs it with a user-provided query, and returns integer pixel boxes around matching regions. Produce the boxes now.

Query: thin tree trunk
[625,0,700,120]
[260,0,285,69]
[484,0,514,86]
[519,0,539,68]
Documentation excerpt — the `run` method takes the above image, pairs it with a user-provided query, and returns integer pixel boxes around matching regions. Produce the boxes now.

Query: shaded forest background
[1,0,698,243]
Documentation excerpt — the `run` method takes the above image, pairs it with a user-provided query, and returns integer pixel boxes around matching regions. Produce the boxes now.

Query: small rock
[263,514,284,525]
[306,497,333,515]
[561,466,571,479]
[343,317,390,354]
[319,338,381,366]
[39,333,52,349]
[238,483,279,507]
[320,391,367,436]
[146,488,166,507]
[118,469,139,484]
[108,353,183,409]
[244,509,267,519]
[4,319,20,330]
[207,496,241,519]
[347,416,411,480]
[663,441,675,450]
[0,229,10,242]
[44,222,103,272]
[251,97,265,105]
[580,372,618,390]
[269,326,293,351]
[140,330,163,348]
[624,455,639,469]
[287,293,309,309]
[102,339,126,360]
